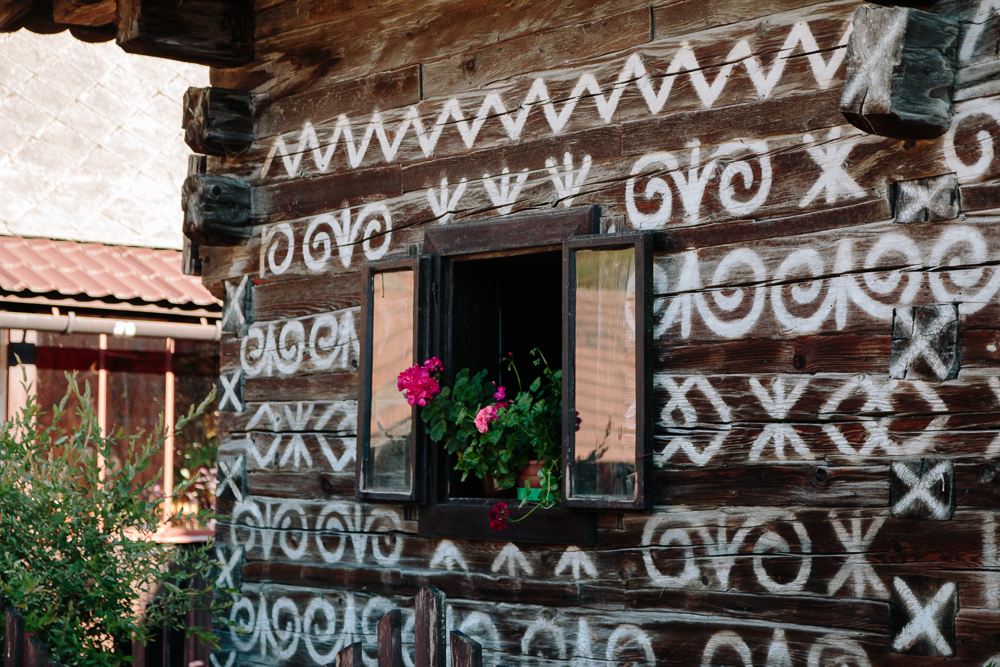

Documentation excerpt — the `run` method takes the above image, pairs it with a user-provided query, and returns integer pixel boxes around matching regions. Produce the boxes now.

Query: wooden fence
[4,608,62,667]
[331,587,494,667]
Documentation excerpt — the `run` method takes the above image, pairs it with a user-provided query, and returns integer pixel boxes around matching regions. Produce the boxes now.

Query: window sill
[418,499,596,545]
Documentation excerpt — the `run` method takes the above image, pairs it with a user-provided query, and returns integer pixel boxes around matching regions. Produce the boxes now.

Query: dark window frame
[356,256,431,503]
[563,233,654,511]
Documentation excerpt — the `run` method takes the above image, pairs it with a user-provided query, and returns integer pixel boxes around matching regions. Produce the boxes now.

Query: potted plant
[397,349,561,530]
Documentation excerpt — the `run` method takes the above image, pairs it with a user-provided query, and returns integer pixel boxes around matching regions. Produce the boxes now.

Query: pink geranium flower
[474,404,498,433]
[423,357,443,372]
[493,384,506,401]
[397,364,440,406]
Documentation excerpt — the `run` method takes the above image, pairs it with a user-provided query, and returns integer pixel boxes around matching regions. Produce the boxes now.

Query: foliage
[0,375,232,667]
[418,349,562,505]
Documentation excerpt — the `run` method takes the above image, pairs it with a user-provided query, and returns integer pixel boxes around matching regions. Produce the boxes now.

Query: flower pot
[516,460,554,502]
[483,473,515,498]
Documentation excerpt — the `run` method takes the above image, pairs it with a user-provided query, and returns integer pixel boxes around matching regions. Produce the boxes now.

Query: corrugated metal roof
[0,235,218,307]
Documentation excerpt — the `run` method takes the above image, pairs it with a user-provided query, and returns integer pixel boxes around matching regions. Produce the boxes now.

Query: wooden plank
[52,0,114,26]
[24,637,45,667]
[415,587,446,667]
[5,607,24,667]
[252,274,362,322]
[378,609,403,667]
[336,643,363,667]
[449,632,481,667]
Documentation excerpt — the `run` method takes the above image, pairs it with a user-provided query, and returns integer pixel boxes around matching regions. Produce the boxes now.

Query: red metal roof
[0,236,218,308]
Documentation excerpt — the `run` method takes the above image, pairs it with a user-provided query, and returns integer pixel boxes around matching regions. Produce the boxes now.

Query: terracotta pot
[517,460,544,489]
[482,473,514,498]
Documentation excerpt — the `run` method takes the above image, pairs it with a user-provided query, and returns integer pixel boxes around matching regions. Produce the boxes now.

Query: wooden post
[841,5,958,139]
[116,0,254,67]
[377,610,403,667]
[333,643,363,667]
[183,88,254,157]
[449,632,482,667]
[24,636,46,667]
[415,587,446,667]
[181,174,253,247]
[4,608,24,667]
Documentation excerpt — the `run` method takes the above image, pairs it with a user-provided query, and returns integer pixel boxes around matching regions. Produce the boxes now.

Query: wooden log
[66,24,115,43]
[217,454,247,503]
[182,174,253,247]
[415,587,446,667]
[52,0,114,26]
[183,87,254,157]
[894,173,960,222]
[221,276,253,337]
[0,0,44,31]
[449,632,482,667]
[24,637,45,667]
[5,607,25,667]
[219,369,245,413]
[890,459,956,520]
[889,575,958,656]
[116,0,254,67]
[377,610,403,667]
[890,305,960,381]
[182,236,202,277]
[334,643,363,667]
[841,5,959,139]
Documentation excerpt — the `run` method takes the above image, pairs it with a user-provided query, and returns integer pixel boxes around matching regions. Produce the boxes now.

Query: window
[356,207,652,543]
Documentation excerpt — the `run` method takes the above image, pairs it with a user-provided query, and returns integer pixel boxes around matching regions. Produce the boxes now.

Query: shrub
[0,375,231,667]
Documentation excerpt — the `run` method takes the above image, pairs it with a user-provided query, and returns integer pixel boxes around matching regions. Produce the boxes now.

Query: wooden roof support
[0,0,48,32]
[183,87,254,157]
[116,0,254,67]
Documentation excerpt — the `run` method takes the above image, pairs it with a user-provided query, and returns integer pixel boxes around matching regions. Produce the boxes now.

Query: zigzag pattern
[261,21,852,178]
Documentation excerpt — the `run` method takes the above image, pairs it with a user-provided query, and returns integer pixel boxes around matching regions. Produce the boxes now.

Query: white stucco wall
[0,30,209,249]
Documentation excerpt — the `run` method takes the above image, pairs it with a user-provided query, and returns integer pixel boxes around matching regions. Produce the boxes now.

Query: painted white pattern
[943,98,1000,180]
[222,276,251,333]
[546,153,592,207]
[491,543,534,576]
[220,371,244,413]
[701,631,752,667]
[985,514,1000,608]
[209,652,234,667]
[554,547,598,580]
[658,224,1000,340]
[429,540,469,571]
[826,512,887,599]
[798,127,867,207]
[241,310,359,378]
[656,376,733,466]
[889,307,955,380]
[230,499,403,565]
[765,628,792,667]
[891,461,953,519]
[244,401,357,433]
[891,578,956,656]
[244,433,354,472]
[748,377,813,461]
[427,177,468,224]
[215,545,244,589]
[960,0,1000,64]
[805,634,871,667]
[521,615,567,660]
[482,168,529,215]
[260,22,852,178]
[217,455,245,502]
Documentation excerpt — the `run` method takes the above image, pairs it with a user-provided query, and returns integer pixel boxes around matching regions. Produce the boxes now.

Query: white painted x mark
[841,11,908,104]
[896,178,953,222]
[222,276,249,333]
[218,456,245,502]
[892,461,951,519]
[891,308,954,380]
[799,127,866,207]
[220,371,243,412]
[215,545,243,588]
[892,578,955,656]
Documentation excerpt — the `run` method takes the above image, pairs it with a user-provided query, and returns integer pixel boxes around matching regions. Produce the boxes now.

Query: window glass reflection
[573,248,636,499]
[367,269,414,492]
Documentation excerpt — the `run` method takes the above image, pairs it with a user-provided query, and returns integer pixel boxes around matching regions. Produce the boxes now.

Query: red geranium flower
[489,501,509,531]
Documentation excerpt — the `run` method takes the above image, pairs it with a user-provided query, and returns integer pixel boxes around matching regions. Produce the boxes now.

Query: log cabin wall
[198,0,1000,664]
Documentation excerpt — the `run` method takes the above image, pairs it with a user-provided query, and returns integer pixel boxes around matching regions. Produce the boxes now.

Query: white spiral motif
[303,214,336,271]
[626,152,679,229]
[360,203,393,261]
[265,222,295,275]
[716,140,772,217]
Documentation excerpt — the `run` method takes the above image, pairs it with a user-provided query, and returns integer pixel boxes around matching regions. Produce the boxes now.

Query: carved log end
[183,86,254,156]
[841,5,958,140]
[182,174,253,246]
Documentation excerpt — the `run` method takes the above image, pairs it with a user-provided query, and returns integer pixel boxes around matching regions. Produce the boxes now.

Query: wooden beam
[183,87,254,157]
[116,0,254,67]
[181,173,252,246]
[0,0,45,32]
[841,5,958,139]
[52,0,113,27]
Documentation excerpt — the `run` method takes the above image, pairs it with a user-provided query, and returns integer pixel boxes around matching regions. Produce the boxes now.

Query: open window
[356,257,430,502]
[356,207,652,542]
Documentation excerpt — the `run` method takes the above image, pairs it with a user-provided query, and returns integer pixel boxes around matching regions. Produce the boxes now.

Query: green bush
[0,375,231,667]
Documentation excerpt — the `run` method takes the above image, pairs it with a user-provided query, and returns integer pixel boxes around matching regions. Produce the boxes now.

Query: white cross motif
[222,276,250,334]
[799,127,866,207]
[215,545,244,589]
[749,377,813,461]
[426,177,468,224]
[896,176,956,222]
[892,578,956,656]
[892,461,952,520]
[218,456,246,502]
[891,307,955,380]
[220,371,243,412]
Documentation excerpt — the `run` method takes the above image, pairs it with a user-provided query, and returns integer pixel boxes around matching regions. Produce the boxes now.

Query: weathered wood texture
[5,607,25,667]
[841,5,959,139]
[182,174,253,246]
[116,0,254,66]
[201,0,1000,665]
[183,87,255,157]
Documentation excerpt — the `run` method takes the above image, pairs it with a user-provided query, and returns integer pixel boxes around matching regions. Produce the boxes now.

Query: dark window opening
[446,251,562,500]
